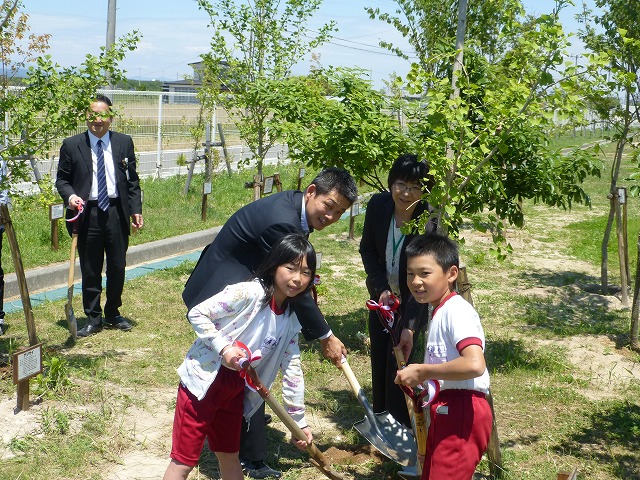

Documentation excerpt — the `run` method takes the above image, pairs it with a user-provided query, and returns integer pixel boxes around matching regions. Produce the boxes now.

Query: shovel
[64,209,82,340]
[339,357,416,466]
[239,359,345,480]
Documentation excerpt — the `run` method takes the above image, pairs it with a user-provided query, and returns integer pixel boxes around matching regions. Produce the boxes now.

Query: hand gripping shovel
[365,296,435,478]
[238,358,345,480]
[339,357,416,466]
[64,205,83,340]
[394,348,428,480]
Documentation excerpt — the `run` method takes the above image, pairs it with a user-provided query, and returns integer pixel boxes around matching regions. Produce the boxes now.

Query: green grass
[1,136,640,479]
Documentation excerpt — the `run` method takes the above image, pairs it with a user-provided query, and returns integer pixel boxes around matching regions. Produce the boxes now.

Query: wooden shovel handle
[394,347,427,473]
[243,364,345,480]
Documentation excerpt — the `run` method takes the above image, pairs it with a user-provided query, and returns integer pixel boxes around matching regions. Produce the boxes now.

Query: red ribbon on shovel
[233,340,262,390]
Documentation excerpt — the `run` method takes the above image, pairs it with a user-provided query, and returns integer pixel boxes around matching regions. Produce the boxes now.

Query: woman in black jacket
[359,153,438,427]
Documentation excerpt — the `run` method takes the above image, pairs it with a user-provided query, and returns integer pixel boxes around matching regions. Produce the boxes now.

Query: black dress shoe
[77,323,103,338]
[240,460,282,479]
[104,315,132,331]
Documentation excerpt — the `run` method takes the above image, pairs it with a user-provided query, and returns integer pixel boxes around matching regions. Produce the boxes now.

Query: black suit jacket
[55,131,142,235]
[359,192,438,332]
[182,190,329,340]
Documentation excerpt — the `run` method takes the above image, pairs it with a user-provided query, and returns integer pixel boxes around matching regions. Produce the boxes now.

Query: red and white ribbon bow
[366,293,400,329]
[234,340,262,391]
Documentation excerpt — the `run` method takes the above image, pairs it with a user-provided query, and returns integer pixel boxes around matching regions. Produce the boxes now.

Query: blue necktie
[96,139,109,211]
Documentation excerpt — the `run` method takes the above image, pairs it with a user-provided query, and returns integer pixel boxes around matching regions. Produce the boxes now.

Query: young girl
[163,233,316,480]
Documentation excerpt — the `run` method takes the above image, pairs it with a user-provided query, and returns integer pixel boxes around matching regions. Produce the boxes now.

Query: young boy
[395,233,492,480]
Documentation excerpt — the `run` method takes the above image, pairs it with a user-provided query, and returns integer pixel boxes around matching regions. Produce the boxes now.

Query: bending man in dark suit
[182,167,357,479]
[56,94,143,338]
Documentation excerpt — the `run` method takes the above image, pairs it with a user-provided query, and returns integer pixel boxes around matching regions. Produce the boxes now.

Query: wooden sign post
[348,199,361,240]
[13,343,43,411]
[49,203,64,250]
[297,167,306,191]
[0,204,40,412]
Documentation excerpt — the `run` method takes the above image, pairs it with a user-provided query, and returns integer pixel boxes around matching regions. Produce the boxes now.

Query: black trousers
[368,309,413,428]
[240,401,267,461]
[77,200,128,325]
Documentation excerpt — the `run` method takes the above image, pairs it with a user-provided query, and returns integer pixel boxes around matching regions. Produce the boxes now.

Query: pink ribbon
[65,203,84,222]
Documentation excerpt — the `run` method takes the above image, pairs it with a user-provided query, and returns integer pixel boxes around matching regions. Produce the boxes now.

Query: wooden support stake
[1,205,37,346]
[273,173,282,193]
[216,123,232,177]
[252,174,262,202]
[615,190,629,307]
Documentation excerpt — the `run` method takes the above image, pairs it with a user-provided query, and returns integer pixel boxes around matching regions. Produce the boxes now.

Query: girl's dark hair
[254,233,317,306]
[387,153,432,192]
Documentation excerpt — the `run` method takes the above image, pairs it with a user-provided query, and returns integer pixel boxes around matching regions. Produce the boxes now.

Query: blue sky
[23,0,596,89]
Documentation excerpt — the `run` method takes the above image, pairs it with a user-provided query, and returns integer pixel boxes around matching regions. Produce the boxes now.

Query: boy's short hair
[405,233,459,272]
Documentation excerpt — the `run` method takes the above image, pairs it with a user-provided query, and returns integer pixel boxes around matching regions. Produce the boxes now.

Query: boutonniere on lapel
[122,157,130,180]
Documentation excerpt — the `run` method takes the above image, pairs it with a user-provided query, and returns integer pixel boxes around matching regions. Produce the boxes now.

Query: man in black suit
[182,167,357,478]
[56,94,143,338]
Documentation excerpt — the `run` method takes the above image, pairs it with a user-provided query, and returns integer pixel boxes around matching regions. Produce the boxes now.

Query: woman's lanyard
[391,214,405,267]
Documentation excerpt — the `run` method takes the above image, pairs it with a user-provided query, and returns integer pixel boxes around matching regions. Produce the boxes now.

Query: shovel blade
[354,411,416,466]
[65,301,77,340]
[397,465,420,480]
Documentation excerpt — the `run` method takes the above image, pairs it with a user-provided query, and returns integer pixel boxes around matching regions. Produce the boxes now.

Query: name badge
[436,405,449,415]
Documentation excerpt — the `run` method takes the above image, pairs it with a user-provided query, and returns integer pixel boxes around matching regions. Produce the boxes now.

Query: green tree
[196,0,335,177]
[578,0,640,348]
[0,0,139,189]
[364,1,603,258]
[277,68,407,191]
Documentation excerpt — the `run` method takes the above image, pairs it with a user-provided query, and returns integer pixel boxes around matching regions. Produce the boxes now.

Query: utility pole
[106,0,117,90]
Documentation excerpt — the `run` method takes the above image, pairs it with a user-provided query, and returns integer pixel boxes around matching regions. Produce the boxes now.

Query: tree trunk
[630,232,640,351]
[601,198,614,293]
[437,0,468,233]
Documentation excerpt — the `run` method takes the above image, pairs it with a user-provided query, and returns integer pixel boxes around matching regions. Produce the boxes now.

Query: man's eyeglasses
[393,181,422,196]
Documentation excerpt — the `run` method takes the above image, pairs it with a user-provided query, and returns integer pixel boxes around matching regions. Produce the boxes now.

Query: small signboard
[263,176,274,194]
[350,202,361,217]
[618,187,626,205]
[298,168,305,179]
[203,182,212,195]
[49,203,64,221]
[12,343,43,384]
[316,252,322,269]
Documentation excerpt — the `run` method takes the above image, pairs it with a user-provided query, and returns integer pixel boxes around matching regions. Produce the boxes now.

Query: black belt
[87,198,120,206]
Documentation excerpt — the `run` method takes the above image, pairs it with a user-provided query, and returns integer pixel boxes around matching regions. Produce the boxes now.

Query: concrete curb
[4,226,221,299]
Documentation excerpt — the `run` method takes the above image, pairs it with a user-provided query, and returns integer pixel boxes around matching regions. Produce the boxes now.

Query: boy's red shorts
[170,366,245,466]
[422,389,493,480]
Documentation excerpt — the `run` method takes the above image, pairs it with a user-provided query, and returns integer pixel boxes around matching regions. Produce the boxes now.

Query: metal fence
[11,89,289,193]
